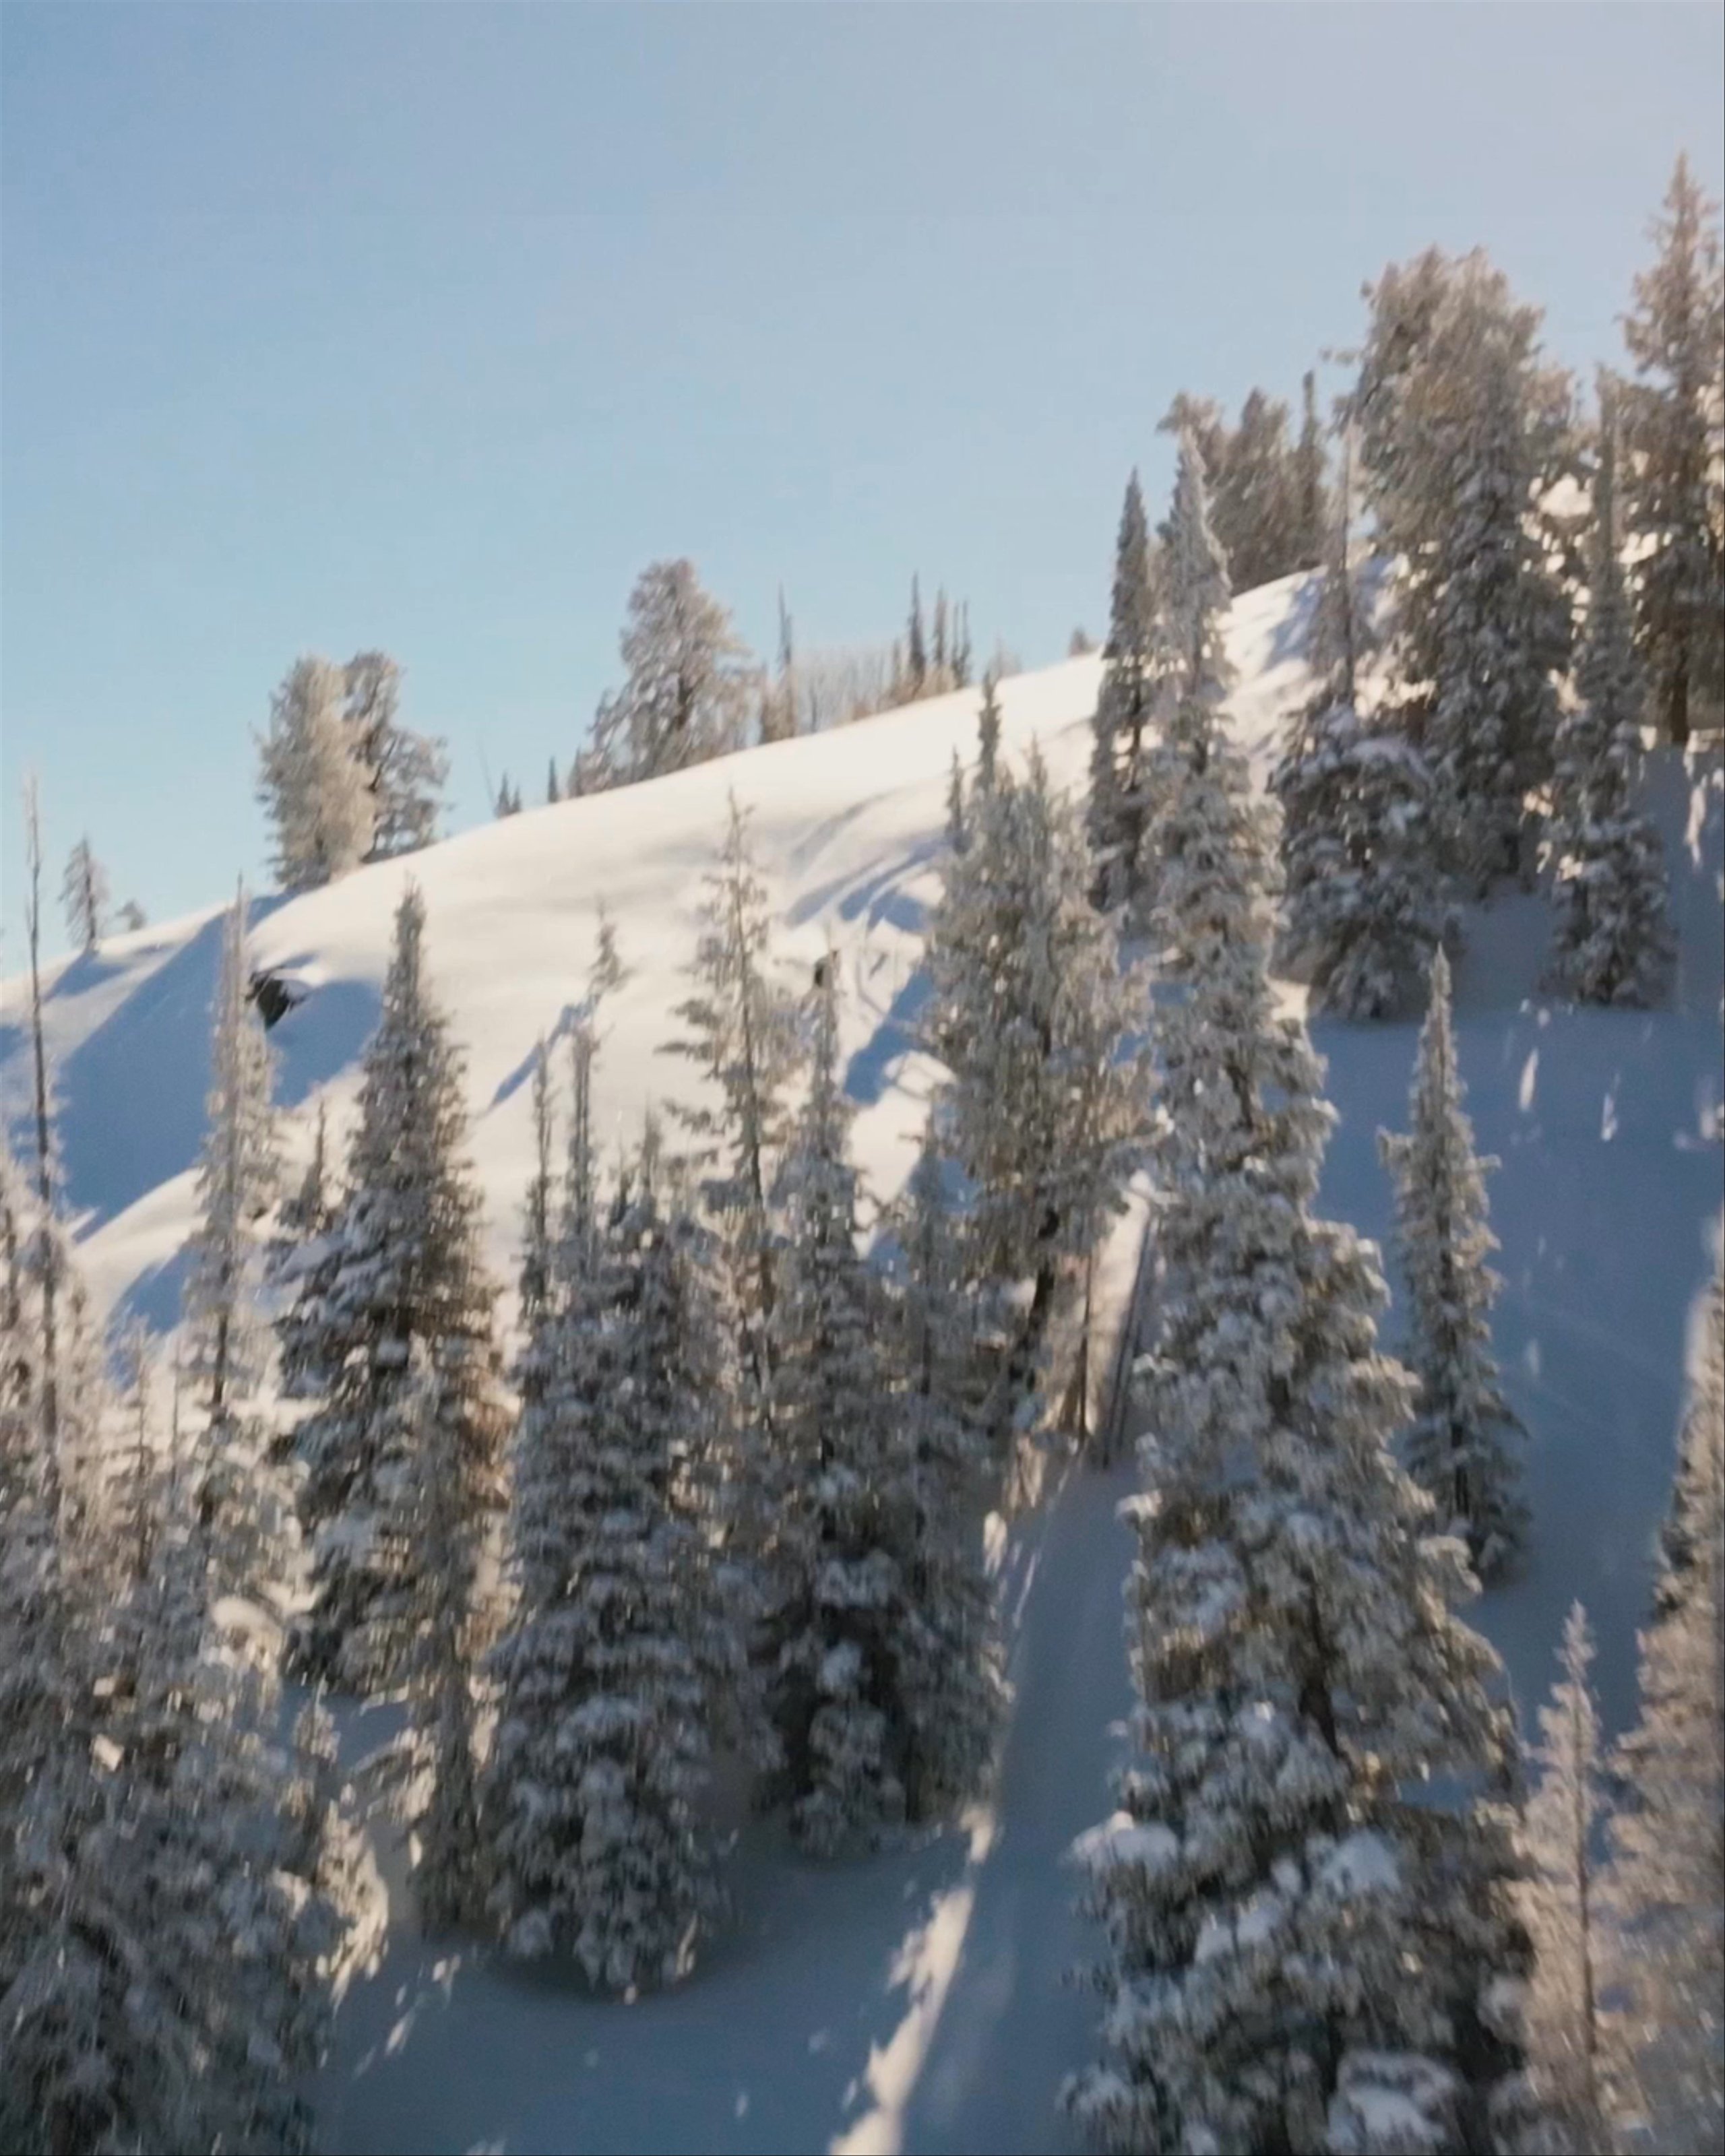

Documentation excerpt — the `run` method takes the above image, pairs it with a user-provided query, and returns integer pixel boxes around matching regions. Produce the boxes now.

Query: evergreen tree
[945,749,968,855]
[588,559,755,787]
[546,758,562,805]
[181,889,301,1616]
[280,884,509,1689]
[1604,1241,1724,2155]
[257,656,376,891]
[487,1143,743,1984]
[762,963,952,1851]
[1358,250,1572,892]
[1143,431,1242,978]
[924,747,1146,1459]
[886,1113,1003,1818]
[59,837,110,953]
[366,1341,499,1934]
[1088,472,1161,910]
[1275,424,1444,1019]
[1513,1603,1606,2155]
[976,670,1003,796]
[1213,386,1298,592]
[906,574,929,695]
[344,650,447,859]
[1379,949,1528,1580]
[519,1038,557,1341]
[1621,154,1725,746]
[1,1216,379,2154]
[1546,386,1676,1007]
[1292,368,1327,570]
[274,1100,334,1269]
[664,795,802,1433]
[494,773,522,817]
[1069,656,1526,2151]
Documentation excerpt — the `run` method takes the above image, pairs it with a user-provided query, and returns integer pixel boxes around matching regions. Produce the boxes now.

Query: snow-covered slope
[0,576,1313,1336]
[3,571,1721,2155]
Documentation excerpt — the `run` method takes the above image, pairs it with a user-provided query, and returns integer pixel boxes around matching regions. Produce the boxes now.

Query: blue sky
[3,1,1722,947]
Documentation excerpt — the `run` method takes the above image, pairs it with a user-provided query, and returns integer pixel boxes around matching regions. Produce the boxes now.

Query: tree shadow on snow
[318,1820,981,2156]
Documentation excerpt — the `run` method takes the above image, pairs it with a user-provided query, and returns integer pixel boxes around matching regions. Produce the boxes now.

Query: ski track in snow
[3,575,1721,2153]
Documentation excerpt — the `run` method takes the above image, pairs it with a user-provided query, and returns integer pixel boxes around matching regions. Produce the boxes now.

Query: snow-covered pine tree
[1546,385,1676,1008]
[924,744,1146,1464]
[257,655,376,891]
[976,670,1002,796]
[487,1139,741,1984]
[1379,948,1528,1579]
[1603,1240,1724,2155]
[906,574,929,697]
[277,1101,334,1252]
[1212,386,1298,592]
[365,1340,498,1935]
[1292,368,1327,571]
[588,559,755,788]
[1358,249,1572,893]
[761,960,931,1851]
[1142,429,1243,984]
[60,836,110,952]
[2,1247,379,2154]
[887,1111,1003,1820]
[181,887,304,1618]
[519,1038,557,1341]
[1274,423,1444,1019]
[1087,472,1160,911]
[344,649,447,859]
[945,748,968,854]
[1069,659,1527,2152]
[664,794,802,1435]
[1511,1602,1607,2155]
[281,883,509,1690]
[1621,155,1725,747]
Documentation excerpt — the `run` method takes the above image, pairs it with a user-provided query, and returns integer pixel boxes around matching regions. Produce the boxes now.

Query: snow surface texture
[3,570,1722,2153]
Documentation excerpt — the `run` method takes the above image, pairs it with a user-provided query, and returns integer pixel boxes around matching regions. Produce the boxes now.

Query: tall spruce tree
[1603,1241,1724,2154]
[924,746,1146,1463]
[1088,472,1162,911]
[1292,369,1327,570]
[887,1112,1003,1819]
[588,559,755,788]
[1546,386,1676,1007]
[59,837,110,953]
[257,656,376,891]
[1274,424,1444,1019]
[1143,431,1241,982]
[1513,1602,1607,2156]
[280,883,509,1690]
[487,1138,743,1984]
[366,1341,501,1934]
[1213,387,1298,592]
[1358,249,1572,893]
[762,963,949,1851]
[1379,948,1529,1580]
[181,889,301,1616]
[343,650,447,860]
[664,795,802,1438]
[1621,155,1725,747]
[1069,615,1527,2152]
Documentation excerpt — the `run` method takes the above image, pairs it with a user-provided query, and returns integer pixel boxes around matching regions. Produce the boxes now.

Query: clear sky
[3,0,1722,947]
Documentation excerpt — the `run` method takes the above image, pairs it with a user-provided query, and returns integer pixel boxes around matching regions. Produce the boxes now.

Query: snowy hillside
[0,577,1314,1337]
[3,570,1722,2156]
